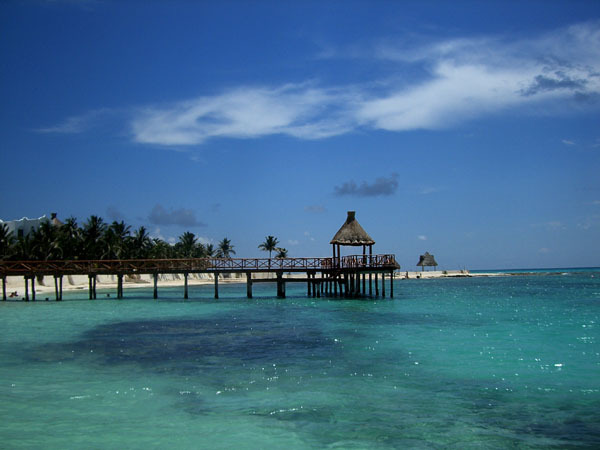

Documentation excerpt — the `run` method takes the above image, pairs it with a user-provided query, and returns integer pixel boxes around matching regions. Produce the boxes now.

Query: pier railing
[0,255,398,276]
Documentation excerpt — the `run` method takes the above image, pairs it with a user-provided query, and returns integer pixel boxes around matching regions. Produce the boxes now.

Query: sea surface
[1,270,599,449]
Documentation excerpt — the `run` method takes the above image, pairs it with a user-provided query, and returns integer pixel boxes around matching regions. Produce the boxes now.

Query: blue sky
[1,0,599,269]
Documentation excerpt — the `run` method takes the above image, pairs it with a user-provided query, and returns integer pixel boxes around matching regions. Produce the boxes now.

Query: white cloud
[131,84,357,146]
[40,21,600,146]
[418,235,427,241]
[539,247,551,254]
[562,139,576,146]
[288,239,300,246]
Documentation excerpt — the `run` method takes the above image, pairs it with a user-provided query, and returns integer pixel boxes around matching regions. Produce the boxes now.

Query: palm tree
[0,223,14,260]
[205,243,215,257]
[275,247,288,259]
[176,231,197,258]
[148,238,174,259]
[81,216,107,259]
[31,220,62,260]
[258,236,279,259]
[57,217,81,260]
[129,226,152,259]
[216,238,236,258]
[104,221,131,259]
[12,234,34,261]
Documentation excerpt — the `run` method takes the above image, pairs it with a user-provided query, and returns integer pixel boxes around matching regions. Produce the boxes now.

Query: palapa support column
[307,272,312,297]
[31,276,36,301]
[382,272,386,298]
[276,271,285,298]
[183,273,189,299]
[390,271,394,298]
[1,276,6,301]
[246,272,252,299]
[24,277,29,301]
[214,272,219,299]
[362,274,366,295]
[369,274,372,297]
[333,272,338,297]
[153,273,158,299]
[375,273,379,297]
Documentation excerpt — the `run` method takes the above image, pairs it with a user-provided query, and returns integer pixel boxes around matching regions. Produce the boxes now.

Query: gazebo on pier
[416,252,438,271]
[327,211,396,297]
[330,211,375,265]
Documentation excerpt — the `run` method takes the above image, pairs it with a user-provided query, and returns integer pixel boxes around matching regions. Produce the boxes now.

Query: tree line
[0,216,235,261]
[0,216,289,261]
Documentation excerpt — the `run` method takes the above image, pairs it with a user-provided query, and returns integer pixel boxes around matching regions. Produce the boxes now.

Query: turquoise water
[1,272,599,448]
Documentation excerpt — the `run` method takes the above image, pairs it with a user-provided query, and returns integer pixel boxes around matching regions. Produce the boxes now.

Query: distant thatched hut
[416,252,438,271]
[330,211,375,264]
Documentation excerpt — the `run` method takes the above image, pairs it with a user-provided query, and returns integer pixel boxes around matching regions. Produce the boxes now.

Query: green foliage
[258,235,279,258]
[0,223,15,260]
[216,238,235,258]
[0,215,236,262]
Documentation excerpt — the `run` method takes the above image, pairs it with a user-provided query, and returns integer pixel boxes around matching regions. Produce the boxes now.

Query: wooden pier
[0,254,398,301]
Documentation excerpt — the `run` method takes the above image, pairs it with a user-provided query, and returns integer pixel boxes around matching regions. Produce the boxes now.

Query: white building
[0,213,59,238]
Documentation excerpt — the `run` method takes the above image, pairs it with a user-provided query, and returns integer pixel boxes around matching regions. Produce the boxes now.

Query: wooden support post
[184,273,189,299]
[276,271,285,298]
[334,273,338,297]
[24,277,29,301]
[214,272,219,299]
[89,275,93,299]
[362,274,365,295]
[356,273,360,297]
[2,276,6,301]
[375,273,379,296]
[382,272,386,298]
[117,274,123,299]
[307,272,312,297]
[344,273,349,298]
[31,276,36,301]
[246,272,252,299]
[390,271,394,298]
[153,273,158,299]
[54,275,60,301]
[93,275,97,299]
[369,274,372,297]
[59,275,63,300]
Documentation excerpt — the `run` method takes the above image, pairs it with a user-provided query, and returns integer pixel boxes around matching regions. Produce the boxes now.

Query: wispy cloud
[305,205,327,213]
[334,174,398,197]
[420,186,441,195]
[39,21,600,146]
[418,235,427,241]
[562,139,576,146]
[148,204,205,227]
[131,84,357,146]
[106,205,126,222]
[36,108,113,134]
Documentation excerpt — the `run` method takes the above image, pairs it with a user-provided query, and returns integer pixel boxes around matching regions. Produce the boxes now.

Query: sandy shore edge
[1,270,507,298]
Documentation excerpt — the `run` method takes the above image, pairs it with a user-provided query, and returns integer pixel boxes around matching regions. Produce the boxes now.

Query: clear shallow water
[1,273,599,449]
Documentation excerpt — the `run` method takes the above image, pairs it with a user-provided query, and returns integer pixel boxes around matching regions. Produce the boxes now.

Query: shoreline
[3,269,590,299]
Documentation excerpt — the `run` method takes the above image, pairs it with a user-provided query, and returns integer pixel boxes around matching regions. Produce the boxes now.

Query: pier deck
[0,254,399,300]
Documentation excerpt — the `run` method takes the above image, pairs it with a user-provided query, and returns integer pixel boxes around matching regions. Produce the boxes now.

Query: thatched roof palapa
[330,211,375,246]
[416,252,438,268]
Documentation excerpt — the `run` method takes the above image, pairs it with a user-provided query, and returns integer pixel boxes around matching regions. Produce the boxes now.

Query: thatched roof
[330,211,375,246]
[416,252,438,267]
